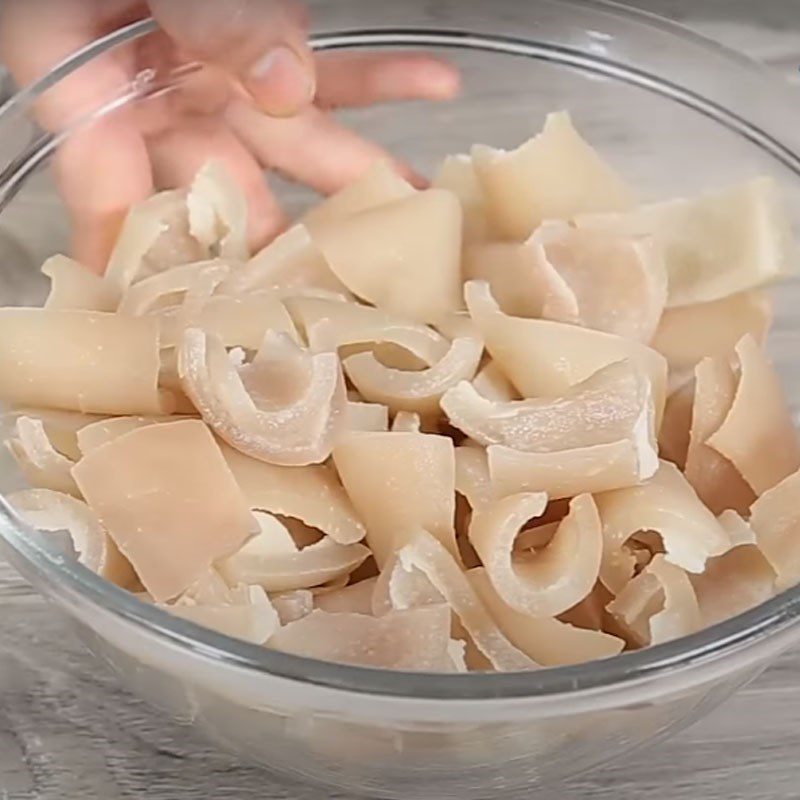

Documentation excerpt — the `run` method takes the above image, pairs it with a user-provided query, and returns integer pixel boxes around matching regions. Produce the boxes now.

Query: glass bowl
[1,1,800,797]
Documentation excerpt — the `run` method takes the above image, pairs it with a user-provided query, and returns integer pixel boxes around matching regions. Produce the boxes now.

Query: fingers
[148,0,315,117]
[54,116,153,272]
[148,117,286,250]
[315,52,461,109]
[226,98,425,196]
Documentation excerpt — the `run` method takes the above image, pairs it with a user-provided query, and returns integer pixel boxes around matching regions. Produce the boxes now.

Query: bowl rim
[2,1,800,702]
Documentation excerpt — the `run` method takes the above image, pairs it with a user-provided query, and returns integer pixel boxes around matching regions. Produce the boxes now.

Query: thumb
[147,0,315,117]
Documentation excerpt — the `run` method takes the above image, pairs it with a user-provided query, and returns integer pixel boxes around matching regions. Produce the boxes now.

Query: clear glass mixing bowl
[1,1,800,797]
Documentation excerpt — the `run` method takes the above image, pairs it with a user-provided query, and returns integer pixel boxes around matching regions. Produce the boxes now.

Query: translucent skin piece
[42,255,117,312]
[658,379,694,469]
[472,360,518,402]
[76,415,186,454]
[577,177,793,307]
[454,445,493,510]
[270,589,315,624]
[391,411,422,433]
[333,431,457,567]
[749,468,800,590]
[530,222,668,343]
[371,552,444,617]
[469,568,624,666]
[269,604,457,671]
[186,160,248,260]
[651,291,771,378]
[312,189,463,323]
[395,528,536,671]
[607,555,701,646]
[221,444,365,545]
[345,402,389,433]
[472,110,633,240]
[469,492,602,617]
[315,578,377,615]
[684,355,755,515]
[71,420,256,601]
[432,153,492,244]
[9,488,137,588]
[595,461,731,594]
[707,335,800,496]
[0,309,171,415]
[465,281,667,423]
[345,337,483,416]
[8,416,79,496]
[442,360,654,454]
[179,328,346,466]
[1,408,101,462]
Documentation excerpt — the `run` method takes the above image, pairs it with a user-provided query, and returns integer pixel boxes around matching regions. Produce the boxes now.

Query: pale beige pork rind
[186,160,248,260]
[469,568,624,666]
[651,291,771,383]
[221,444,366,545]
[311,189,463,323]
[432,153,492,244]
[345,337,483,417]
[607,555,701,646]
[287,295,449,367]
[690,511,776,627]
[465,281,667,422]
[0,309,172,415]
[529,221,668,343]
[390,411,422,433]
[472,360,518,402]
[706,335,800,495]
[71,419,256,601]
[346,401,389,432]
[594,461,731,594]
[468,492,602,617]
[333,431,457,567]
[9,488,136,587]
[684,355,756,515]
[749,468,800,590]
[270,589,315,624]
[454,445,493,510]
[303,160,416,233]
[658,379,694,469]
[165,584,280,644]
[472,110,633,241]
[217,511,369,592]
[179,327,346,466]
[268,604,458,671]
[1,408,99,462]
[442,360,656,456]
[76,415,186,454]
[393,527,536,671]
[315,578,377,615]
[576,176,793,307]
[42,255,117,312]
[8,416,79,496]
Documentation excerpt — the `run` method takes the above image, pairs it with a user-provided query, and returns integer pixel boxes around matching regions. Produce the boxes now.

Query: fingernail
[245,46,315,116]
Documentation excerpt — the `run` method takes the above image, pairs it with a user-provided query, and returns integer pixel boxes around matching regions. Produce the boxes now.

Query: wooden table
[1,2,800,798]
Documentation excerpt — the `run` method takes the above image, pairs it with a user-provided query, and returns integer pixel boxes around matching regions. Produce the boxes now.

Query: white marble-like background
[2,2,800,799]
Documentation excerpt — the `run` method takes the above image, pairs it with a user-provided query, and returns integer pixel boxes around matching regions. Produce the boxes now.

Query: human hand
[0,0,460,269]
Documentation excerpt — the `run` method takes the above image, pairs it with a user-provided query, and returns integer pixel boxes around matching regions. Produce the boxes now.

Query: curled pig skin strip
[346,402,389,432]
[315,578,377,615]
[0,309,172,415]
[471,110,633,241]
[577,176,792,308]
[749,468,800,591]
[71,419,256,601]
[465,281,667,423]
[1,408,100,462]
[432,153,492,244]
[473,360,518,402]
[371,552,444,617]
[8,416,79,496]
[42,255,117,312]
[270,605,457,671]
[303,160,416,233]
[179,328,346,466]
[270,589,315,625]
[221,444,366,545]
[9,488,136,588]
[706,335,800,496]
[441,360,655,454]
[607,555,701,646]
[186,161,248,260]
[345,337,483,416]
[595,461,731,594]
[468,492,602,617]
[488,437,656,501]
[395,528,537,671]
[455,445,493,510]
[684,355,755,515]
[333,431,457,567]
[469,568,624,666]
[311,189,463,324]
[651,291,771,377]
[658,379,694,470]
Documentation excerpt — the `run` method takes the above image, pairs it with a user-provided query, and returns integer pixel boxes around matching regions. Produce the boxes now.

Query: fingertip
[243,44,316,117]
[420,60,462,100]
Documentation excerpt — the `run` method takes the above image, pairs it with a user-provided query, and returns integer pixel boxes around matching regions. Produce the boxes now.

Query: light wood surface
[1,2,800,798]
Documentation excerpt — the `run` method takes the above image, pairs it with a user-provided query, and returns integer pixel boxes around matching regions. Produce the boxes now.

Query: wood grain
[2,2,800,798]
